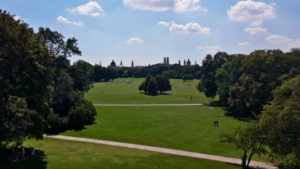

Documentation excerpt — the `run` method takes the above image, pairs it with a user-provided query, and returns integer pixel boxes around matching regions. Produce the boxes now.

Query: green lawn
[62,106,262,160]
[86,78,216,104]
[3,138,240,169]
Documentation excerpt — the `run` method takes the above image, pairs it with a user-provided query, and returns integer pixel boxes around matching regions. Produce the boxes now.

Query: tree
[221,125,266,169]
[67,60,93,92]
[228,50,291,116]
[0,96,43,146]
[0,10,54,146]
[215,55,245,104]
[198,52,230,98]
[259,75,300,168]
[147,78,158,95]
[155,75,171,94]
[138,81,146,93]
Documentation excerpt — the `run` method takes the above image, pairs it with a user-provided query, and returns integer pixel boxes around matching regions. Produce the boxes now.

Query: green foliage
[228,50,292,115]
[221,125,266,169]
[138,81,146,92]
[155,75,171,94]
[215,55,245,104]
[0,10,54,147]
[138,75,171,95]
[182,74,194,81]
[147,78,158,95]
[67,60,93,92]
[68,101,97,129]
[259,75,300,168]
[92,65,117,82]
[0,96,43,146]
[198,52,231,98]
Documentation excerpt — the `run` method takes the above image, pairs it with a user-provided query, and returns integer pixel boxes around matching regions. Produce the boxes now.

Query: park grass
[86,78,217,104]
[61,106,266,161]
[3,138,240,169]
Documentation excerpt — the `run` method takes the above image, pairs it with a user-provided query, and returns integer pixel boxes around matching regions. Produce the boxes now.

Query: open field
[61,106,262,160]
[86,78,217,104]
[2,138,240,169]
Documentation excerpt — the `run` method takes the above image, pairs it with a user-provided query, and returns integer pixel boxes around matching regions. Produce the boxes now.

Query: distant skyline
[2,0,300,66]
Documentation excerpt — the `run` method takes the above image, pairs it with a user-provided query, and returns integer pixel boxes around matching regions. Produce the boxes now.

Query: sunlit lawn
[3,138,241,169]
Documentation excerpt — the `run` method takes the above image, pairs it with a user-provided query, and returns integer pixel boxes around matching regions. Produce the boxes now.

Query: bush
[147,78,158,95]
[46,113,67,133]
[182,74,194,81]
[68,101,96,129]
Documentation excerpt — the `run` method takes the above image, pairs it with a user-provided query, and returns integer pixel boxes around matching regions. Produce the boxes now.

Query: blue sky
[2,0,300,66]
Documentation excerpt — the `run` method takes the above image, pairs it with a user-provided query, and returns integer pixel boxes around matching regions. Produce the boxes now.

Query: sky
[2,0,300,66]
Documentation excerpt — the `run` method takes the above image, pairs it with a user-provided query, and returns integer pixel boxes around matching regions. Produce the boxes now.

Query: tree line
[0,10,96,162]
[92,63,201,82]
[197,50,300,168]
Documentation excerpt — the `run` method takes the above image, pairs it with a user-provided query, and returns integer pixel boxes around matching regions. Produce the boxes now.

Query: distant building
[131,60,134,68]
[184,60,187,66]
[109,60,116,68]
[163,57,170,65]
[120,60,123,66]
[187,59,191,66]
[178,60,181,65]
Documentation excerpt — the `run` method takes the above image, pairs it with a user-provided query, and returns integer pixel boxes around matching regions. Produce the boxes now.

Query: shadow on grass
[0,150,47,169]
[204,101,252,122]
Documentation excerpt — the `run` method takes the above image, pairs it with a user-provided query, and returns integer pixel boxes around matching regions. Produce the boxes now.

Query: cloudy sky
[2,0,300,66]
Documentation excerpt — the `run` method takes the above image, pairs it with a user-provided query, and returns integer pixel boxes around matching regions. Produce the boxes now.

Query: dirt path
[44,135,277,169]
[94,104,203,107]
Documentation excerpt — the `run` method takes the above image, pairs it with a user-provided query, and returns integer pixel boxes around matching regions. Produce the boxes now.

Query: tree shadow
[0,150,47,169]
[223,107,252,122]
[203,100,252,122]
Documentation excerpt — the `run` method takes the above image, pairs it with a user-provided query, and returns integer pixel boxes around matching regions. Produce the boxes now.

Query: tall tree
[0,10,54,145]
[215,55,245,104]
[198,52,230,98]
[259,75,300,168]
[147,78,158,95]
[228,50,291,116]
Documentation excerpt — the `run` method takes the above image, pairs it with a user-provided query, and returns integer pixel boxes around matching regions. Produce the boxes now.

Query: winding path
[45,134,277,169]
[94,104,203,107]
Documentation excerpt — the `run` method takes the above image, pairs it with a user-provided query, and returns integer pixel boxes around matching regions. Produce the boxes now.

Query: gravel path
[45,135,277,169]
[94,104,203,107]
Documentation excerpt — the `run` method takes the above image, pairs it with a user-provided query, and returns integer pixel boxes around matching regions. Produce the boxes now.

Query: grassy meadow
[86,78,217,104]
[10,78,262,169]
[3,138,240,169]
[62,106,257,159]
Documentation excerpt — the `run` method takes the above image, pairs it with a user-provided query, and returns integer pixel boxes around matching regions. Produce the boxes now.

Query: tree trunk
[241,151,248,169]
[246,151,255,169]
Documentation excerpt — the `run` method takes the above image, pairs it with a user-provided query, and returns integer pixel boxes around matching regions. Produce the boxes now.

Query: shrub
[68,101,96,129]
[182,74,194,81]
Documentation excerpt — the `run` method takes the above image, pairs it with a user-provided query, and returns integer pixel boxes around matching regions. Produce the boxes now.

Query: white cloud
[126,37,144,45]
[244,27,268,35]
[13,15,21,20]
[57,16,84,26]
[157,21,173,27]
[227,0,276,26]
[238,41,250,47]
[197,45,220,54]
[123,0,207,13]
[67,1,105,17]
[266,35,300,49]
[159,21,210,35]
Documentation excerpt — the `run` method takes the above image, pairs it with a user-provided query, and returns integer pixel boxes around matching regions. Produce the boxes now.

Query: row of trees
[198,50,300,168]
[139,75,172,95]
[92,64,201,82]
[0,10,96,160]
